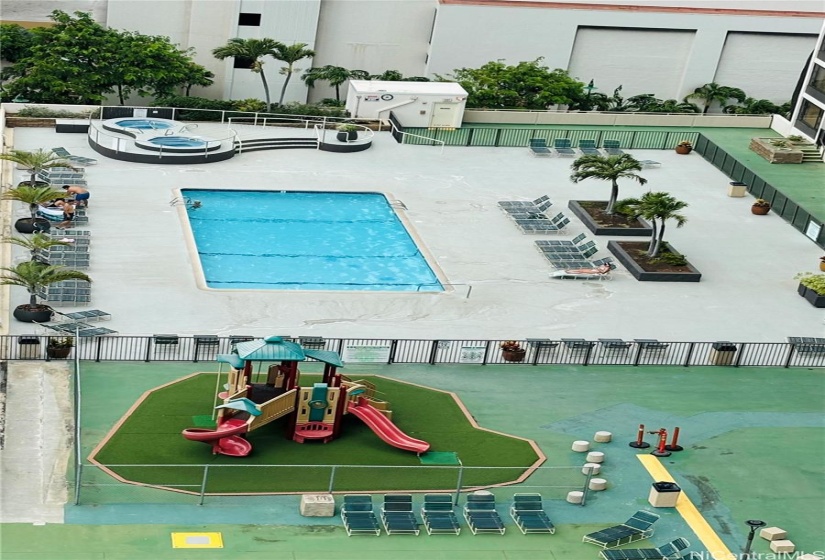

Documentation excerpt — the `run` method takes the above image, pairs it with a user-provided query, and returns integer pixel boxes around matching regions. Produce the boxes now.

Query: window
[233,57,255,69]
[238,13,261,26]
[799,99,823,130]
[809,64,825,95]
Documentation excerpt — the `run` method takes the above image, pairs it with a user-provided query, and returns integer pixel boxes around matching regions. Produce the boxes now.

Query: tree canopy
[570,154,648,214]
[443,58,583,109]
[1,11,212,104]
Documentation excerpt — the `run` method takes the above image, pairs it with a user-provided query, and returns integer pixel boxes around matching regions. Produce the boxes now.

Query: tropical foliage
[4,233,72,261]
[271,42,315,106]
[0,261,91,308]
[569,154,648,214]
[615,192,688,257]
[2,184,66,220]
[213,37,283,108]
[1,11,212,104]
[0,149,73,220]
[441,58,583,109]
[685,82,746,114]
[302,66,370,101]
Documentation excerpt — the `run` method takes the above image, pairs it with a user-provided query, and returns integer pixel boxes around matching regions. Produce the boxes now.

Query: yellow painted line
[170,532,224,549]
[637,455,736,560]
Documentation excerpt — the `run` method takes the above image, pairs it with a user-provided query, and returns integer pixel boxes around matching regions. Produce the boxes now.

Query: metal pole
[453,462,464,506]
[327,465,337,494]
[198,465,210,506]
[581,465,594,506]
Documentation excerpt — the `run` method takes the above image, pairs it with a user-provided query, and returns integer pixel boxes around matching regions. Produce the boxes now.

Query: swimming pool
[182,190,444,292]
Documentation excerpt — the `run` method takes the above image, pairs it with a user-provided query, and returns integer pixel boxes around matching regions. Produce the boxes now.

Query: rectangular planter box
[55,119,90,133]
[608,241,702,282]
[799,283,825,307]
[568,200,653,236]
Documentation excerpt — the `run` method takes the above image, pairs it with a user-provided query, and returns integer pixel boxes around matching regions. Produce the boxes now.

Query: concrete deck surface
[2,123,823,342]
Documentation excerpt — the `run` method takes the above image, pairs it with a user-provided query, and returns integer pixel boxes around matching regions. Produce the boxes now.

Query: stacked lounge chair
[583,510,660,549]
[341,495,381,536]
[498,195,552,213]
[463,493,506,535]
[421,493,461,535]
[535,238,600,268]
[511,211,571,234]
[510,493,555,534]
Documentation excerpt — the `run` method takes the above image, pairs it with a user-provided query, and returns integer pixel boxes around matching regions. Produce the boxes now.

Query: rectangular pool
[182,189,444,291]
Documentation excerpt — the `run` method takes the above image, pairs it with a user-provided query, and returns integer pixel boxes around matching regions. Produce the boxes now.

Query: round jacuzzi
[114,118,175,130]
[135,135,222,153]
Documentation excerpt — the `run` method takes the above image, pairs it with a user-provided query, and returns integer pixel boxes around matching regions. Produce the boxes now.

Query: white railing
[385,118,445,154]
[87,120,236,158]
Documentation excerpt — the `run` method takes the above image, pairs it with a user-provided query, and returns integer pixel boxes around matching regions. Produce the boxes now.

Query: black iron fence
[2,335,823,368]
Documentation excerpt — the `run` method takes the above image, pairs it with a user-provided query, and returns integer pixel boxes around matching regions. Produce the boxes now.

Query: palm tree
[723,97,780,115]
[302,65,369,102]
[3,184,67,232]
[212,38,283,108]
[0,148,76,187]
[271,42,316,106]
[685,82,746,114]
[569,154,648,214]
[0,261,91,321]
[4,233,72,261]
[616,192,688,257]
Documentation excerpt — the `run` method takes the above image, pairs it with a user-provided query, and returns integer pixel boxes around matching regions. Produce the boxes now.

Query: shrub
[796,273,825,295]
[652,252,688,266]
[16,106,100,119]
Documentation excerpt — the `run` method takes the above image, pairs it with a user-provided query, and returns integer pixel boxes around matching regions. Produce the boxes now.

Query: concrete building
[2,1,823,107]
[790,19,825,145]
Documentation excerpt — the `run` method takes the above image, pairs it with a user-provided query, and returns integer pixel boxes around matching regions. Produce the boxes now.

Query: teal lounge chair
[464,494,505,534]
[381,494,420,535]
[510,493,555,534]
[583,510,660,548]
[599,537,690,560]
[529,138,553,157]
[341,495,381,536]
[421,493,461,535]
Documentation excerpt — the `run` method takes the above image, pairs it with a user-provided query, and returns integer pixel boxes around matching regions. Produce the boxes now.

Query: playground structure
[181,336,430,457]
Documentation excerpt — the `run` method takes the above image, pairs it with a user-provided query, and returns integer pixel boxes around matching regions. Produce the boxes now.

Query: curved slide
[181,418,252,457]
[348,402,430,453]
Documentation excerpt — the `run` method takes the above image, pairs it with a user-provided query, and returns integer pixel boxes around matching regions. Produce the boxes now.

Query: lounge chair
[381,494,420,535]
[634,339,670,351]
[599,537,690,560]
[529,138,553,157]
[583,510,660,549]
[421,493,461,535]
[510,493,555,534]
[498,195,551,212]
[536,233,588,250]
[599,338,631,350]
[503,198,554,216]
[578,139,602,156]
[51,147,98,166]
[464,493,505,535]
[550,262,614,280]
[54,309,111,322]
[788,336,825,353]
[341,495,381,536]
[553,138,577,157]
[603,140,625,156]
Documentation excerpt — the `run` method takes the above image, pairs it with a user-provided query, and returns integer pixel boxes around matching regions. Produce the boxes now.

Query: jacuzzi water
[114,119,174,129]
[182,189,444,292]
[147,136,208,147]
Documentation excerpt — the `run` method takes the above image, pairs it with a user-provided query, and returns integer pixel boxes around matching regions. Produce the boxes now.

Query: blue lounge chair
[599,537,690,560]
[553,138,577,157]
[52,147,98,166]
[529,138,553,157]
[381,494,420,535]
[510,493,555,534]
[603,140,625,156]
[498,195,551,212]
[464,494,505,534]
[578,139,602,156]
[583,510,660,549]
[421,494,461,535]
[341,495,381,536]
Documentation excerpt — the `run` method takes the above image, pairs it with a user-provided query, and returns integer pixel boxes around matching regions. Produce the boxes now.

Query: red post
[650,427,671,457]
[629,423,651,448]
[665,426,684,451]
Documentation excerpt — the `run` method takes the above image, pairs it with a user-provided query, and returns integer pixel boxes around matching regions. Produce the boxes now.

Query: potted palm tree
[0,261,91,323]
[4,233,73,262]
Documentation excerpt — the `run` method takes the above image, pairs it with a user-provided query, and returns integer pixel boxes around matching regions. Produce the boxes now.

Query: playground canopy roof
[232,336,344,368]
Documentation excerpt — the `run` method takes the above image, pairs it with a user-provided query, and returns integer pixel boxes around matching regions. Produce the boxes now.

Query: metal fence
[398,126,700,150]
[694,135,825,249]
[3,335,824,367]
[75,463,593,506]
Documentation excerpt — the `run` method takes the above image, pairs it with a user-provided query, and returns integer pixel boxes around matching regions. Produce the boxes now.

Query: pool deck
[0,121,824,559]
[1,123,823,342]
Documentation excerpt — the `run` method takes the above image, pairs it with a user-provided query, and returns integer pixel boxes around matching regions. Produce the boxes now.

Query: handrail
[387,118,445,154]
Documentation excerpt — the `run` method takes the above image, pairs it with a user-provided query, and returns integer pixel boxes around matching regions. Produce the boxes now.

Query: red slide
[181,418,252,457]
[348,402,430,453]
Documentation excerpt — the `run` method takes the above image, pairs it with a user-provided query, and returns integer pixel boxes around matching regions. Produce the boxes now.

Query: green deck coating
[17,360,818,560]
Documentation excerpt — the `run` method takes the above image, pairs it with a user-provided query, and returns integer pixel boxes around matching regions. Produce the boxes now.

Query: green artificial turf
[92,373,539,493]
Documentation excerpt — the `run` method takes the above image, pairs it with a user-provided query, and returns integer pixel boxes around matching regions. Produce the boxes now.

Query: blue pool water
[148,136,207,147]
[182,190,444,291]
[115,119,174,130]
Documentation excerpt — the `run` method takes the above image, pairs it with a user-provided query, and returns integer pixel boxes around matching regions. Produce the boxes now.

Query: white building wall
[427,3,821,103]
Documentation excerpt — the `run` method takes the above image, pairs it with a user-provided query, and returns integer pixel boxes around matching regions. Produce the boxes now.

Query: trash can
[18,337,41,359]
[648,481,681,507]
[728,182,747,197]
[710,342,737,365]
